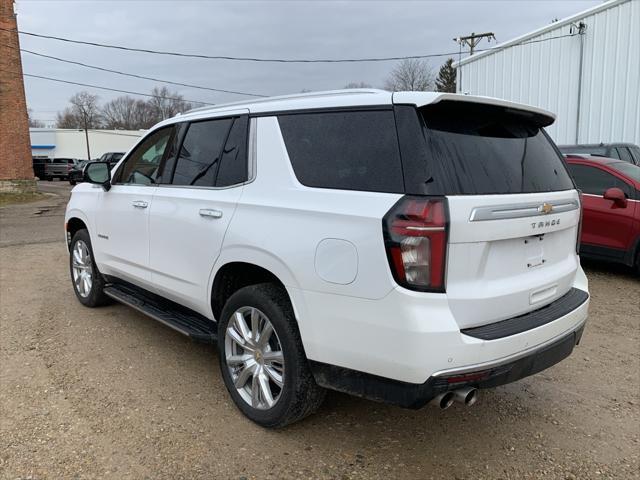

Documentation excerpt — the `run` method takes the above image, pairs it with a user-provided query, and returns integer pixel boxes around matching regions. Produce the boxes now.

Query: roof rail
[182,88,387,115]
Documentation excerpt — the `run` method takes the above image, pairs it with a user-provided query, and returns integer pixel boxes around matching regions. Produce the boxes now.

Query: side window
[157,123,185,184]
[567,164,631,197]
[116,127,174,185]
[171,118,233,187]
[607,148,620,159]
[617,147,634,164]
[277,110,404,193]
[216,116,249,187]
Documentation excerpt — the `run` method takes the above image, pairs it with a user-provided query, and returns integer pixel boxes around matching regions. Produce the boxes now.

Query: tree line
[341,58,456,94]
[55,86,197,130]
[53,58,456,130]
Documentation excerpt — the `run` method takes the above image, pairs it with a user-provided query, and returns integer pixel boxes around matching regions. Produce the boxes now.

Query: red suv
[565,155,640,273]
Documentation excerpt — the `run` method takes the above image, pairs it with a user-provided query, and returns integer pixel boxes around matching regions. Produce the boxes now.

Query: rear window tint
[397,103,574,195]
[278,110,404,193]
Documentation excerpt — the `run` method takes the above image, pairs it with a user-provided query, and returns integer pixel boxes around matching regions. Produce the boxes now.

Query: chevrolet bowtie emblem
[538,203,553,214]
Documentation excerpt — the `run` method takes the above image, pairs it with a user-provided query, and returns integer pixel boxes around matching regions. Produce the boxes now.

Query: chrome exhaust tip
[453,387,478,407]
[430,391,455,410]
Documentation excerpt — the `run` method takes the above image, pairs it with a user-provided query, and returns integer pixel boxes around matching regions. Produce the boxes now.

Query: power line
[14,46,266,97]
[2,69,214,105]
[3,27,462,63]
[1,27,578,64]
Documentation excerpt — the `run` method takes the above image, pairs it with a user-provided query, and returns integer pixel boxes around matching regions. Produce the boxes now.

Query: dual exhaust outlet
[430,387,478,410]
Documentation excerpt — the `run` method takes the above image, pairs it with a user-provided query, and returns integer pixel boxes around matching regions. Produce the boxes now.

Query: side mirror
[603,187,627,207]
[84,161,111,191]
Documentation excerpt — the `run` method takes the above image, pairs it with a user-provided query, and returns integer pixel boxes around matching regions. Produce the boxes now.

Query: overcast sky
[16,0,600,124]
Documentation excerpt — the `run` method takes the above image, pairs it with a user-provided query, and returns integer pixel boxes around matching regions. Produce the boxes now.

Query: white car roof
[155,89,555,128]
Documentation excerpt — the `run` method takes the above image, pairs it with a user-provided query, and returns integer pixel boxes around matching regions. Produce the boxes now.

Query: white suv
[65,90,589,427]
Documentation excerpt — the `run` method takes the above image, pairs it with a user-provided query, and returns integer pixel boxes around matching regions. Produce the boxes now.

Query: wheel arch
[65,215,90,251]
[210,260,298,322]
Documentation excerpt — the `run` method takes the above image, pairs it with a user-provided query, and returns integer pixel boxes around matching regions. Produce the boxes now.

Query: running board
[104,283,217,343]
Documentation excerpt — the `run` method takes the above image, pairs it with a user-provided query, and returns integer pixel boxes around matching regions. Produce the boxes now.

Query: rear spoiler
[392,92,556,127]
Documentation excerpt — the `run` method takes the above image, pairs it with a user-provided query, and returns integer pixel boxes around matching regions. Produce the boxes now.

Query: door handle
[132,200,148,209]
[199,208,223,219]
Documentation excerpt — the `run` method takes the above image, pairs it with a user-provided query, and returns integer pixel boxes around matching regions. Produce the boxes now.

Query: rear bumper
[294,267,589,386]
[310,322,585,409]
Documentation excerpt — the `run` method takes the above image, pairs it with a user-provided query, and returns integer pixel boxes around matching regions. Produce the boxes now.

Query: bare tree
[147,86,192,123]
[56,107,82,128]
[344,82,373,89]
[435,58,457,93]
[384,59,435,92]
[27,108,45,128]
[67,91,101,160]
[102,96,155,130]
[69,91,102,129]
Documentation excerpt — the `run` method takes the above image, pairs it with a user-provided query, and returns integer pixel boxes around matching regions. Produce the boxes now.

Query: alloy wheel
[224,307,285,410]
[71,240,93,298]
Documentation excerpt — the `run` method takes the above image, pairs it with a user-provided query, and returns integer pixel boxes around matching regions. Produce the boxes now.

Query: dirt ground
[1,182,639,480]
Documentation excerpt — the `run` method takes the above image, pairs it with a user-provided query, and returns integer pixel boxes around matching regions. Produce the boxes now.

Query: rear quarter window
[278,110,404,194]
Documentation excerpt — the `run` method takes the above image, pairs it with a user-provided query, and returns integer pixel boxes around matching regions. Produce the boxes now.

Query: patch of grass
[0,192,45,207]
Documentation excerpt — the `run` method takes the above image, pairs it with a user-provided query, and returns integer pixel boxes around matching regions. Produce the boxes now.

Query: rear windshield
[398,102,575,195]
[610,161,640,182]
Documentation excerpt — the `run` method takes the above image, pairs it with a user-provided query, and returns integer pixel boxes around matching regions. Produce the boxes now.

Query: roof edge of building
[453,0,628,68]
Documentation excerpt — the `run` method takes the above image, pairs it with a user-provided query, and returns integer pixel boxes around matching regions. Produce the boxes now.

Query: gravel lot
[1,182,639,479]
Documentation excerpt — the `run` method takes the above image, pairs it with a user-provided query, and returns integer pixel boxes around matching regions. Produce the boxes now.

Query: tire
[69,179,76,186]
[69,229,110,307]
[218,283,325,428]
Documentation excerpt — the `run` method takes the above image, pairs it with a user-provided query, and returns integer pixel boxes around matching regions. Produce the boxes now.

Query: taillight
[382,196,448,292]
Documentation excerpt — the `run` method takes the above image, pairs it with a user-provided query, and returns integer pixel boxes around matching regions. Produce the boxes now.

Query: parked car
[32,157,48,180]
[97,151,125,165]
[65,90,589,427]
[558,143,640,165]
[44,158,80,181]
[69,154,125,185]
[565,155,640,272]
[68,160,88,185]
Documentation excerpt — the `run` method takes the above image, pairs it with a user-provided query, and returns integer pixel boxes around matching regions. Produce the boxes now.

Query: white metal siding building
[454,0,639,146]
[30,128,144,160]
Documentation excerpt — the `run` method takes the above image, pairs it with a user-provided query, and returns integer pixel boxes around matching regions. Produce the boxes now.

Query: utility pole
[453,32,496,56]
[81,112,91,160]
[571,21,587,144]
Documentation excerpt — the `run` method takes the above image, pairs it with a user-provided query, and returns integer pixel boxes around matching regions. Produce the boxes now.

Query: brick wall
[0,0,35,185]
